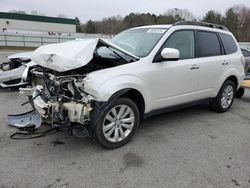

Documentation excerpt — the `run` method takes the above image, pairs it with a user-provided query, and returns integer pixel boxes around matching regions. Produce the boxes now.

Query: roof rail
[174,21,229,31]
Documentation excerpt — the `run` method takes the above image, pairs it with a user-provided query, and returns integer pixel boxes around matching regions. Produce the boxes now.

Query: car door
[194,31,227,100]
[146,30,199,110]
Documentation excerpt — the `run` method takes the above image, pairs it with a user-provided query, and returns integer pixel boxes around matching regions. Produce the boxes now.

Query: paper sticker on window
[147,29,166,34]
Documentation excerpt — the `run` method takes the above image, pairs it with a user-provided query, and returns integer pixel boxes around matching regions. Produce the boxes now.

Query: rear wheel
[94,97,140,149]
[210,80,235,112]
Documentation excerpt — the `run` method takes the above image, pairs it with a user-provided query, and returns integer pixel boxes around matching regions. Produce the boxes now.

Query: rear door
[195,30,225,100]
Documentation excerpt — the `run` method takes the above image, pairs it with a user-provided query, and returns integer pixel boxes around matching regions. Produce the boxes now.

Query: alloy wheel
[102,105,135,143]
[221,85,234,109]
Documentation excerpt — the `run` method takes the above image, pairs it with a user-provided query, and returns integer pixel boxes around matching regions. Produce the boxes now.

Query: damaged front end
[7,38,139,137]
[8,69,94,137]
[35,71,93,126]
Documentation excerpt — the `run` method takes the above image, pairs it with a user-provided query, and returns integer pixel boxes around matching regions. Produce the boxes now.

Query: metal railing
[238,42,250,50]
[1,32,249,50]
[0,32,112,48]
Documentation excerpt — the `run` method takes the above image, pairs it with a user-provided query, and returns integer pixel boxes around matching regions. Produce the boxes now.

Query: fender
[84,74,151,113]
[212,66,244,97]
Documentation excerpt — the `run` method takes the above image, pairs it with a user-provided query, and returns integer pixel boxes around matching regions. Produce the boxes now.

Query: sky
[0,0,249,22]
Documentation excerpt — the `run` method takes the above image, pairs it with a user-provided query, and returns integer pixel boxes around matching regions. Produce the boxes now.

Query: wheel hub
[221,85,234,109]
[102,104,135,143]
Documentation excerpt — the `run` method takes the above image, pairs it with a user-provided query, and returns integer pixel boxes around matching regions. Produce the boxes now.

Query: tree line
[79,5,250,42]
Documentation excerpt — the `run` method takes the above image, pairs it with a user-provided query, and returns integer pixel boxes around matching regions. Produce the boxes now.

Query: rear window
[219,33,238,54]
[197,31,222,57]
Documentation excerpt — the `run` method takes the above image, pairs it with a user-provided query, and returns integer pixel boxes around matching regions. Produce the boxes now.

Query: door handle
[222,61,229,66]
[190,65,200,70]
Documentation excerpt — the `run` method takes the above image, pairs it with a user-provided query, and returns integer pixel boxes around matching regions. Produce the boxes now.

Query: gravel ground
[0,51,250,188]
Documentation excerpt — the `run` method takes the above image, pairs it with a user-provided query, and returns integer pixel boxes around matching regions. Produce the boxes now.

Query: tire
[236,88,245,98]
[210,80,236,113]
[94,97,140,149]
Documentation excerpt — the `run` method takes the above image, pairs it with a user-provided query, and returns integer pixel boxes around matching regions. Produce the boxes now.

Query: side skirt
[143,99,211,120]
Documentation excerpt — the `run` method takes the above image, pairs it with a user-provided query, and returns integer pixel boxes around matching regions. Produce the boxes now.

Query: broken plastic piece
[7,110,42,129]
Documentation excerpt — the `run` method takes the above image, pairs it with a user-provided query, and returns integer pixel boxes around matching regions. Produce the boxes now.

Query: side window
[219,33,237,54]
[162,30,195,60]
[197,31,221,57]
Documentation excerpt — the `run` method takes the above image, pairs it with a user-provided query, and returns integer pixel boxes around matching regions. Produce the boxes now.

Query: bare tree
[165,8,195,21]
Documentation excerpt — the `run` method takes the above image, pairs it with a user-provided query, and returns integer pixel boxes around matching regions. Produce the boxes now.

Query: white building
[0,12,76,34]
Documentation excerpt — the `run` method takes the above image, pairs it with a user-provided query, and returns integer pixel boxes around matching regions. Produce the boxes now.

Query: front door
[146,30,199,110]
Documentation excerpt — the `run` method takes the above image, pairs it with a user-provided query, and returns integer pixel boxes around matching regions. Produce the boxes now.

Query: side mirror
[161,48,180,60]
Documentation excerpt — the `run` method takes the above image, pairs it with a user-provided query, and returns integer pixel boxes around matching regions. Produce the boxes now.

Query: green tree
[155,15,176,24]
[85,20,97,33]
[75,17,82,33]
[202,10,223,24]
[223,8,239,39]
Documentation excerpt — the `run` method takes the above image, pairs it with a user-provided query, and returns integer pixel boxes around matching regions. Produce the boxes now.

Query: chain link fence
[0,32,112,48]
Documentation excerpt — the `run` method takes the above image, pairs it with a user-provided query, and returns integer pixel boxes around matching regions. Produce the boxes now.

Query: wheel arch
[88,88,145,137]
[213,70,243,97]
[120,89,145,118]
[226,75,238,89]
[102,88,146,118]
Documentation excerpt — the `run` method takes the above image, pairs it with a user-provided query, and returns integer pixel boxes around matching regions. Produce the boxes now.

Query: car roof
[131,25,173,29]
[130,23,231,35]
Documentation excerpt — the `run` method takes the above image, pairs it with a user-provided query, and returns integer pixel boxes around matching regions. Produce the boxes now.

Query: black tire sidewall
[94,97,140,149]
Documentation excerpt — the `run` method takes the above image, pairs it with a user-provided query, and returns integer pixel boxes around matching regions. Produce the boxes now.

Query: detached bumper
[7,110,42,129]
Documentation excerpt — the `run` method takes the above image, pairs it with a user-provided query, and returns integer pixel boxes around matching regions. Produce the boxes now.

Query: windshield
[111,28,167,57]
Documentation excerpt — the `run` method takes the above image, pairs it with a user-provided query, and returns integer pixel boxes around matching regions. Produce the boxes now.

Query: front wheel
[210,80,236,113]
[94,97,140,149]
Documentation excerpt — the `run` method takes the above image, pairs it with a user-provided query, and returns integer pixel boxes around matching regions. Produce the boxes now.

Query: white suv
[9,21,245,148]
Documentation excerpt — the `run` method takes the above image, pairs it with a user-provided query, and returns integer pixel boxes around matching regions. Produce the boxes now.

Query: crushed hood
[31,38,139,72]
